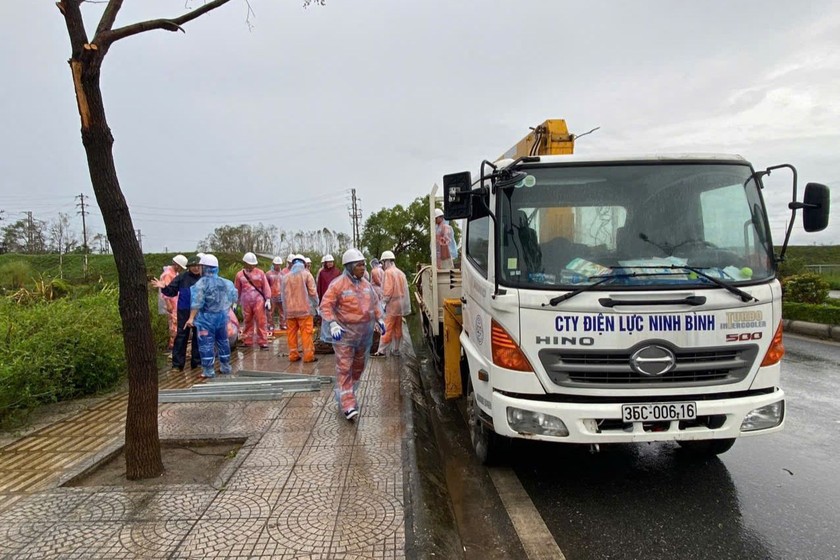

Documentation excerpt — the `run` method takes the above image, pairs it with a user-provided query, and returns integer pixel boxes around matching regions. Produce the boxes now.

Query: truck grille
[538,344,758,388]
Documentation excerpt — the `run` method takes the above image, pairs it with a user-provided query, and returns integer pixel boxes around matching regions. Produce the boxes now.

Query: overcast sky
[2,0,838,254]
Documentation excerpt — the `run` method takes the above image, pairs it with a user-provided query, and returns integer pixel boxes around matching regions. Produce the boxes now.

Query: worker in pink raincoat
[227,308,240,350]
[234,252,272,349]
[319,248,384,421]
[434,208,458,269]
[153,254,187,350]
[280,254,319,363]
[374,250,411,357]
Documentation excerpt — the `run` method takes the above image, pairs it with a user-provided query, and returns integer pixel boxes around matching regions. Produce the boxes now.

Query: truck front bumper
[491,389,785,444]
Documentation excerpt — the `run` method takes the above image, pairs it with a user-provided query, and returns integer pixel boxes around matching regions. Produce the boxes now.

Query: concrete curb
[402,321,465,560]
[783,319,840,342]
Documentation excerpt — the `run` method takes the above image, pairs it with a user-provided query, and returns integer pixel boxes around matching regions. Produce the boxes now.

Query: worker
[304,256,312,271]
[227,307,240,350]
[157,255,202,371]
[234,252,272,350]
[266,256,286,333]
[185,254,238,378]
[435,208,458,269]
[281,254,319,363]
[370,258,384,298]
[153,254,187,350]
[316,254,341,302]
[319,248,384,421]
[374,250,411,357]
[283,253,295,275]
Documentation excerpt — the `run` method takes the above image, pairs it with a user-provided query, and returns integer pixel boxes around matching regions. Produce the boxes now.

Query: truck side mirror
[802,182,830,232]
[443,171,473,220]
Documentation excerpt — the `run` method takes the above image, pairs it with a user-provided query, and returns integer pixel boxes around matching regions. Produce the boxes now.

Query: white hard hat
[380,250,396,261]
[323,254,334,262]
[242,252,258,265]
[434,208,445,218]
[172,254,188,268]
[290,254,303,263]
[304,256,312,264]
[196,252,206,259]
[287,253,295,263]
[272,256,283,265]
[342,248,365,265]
[200,254,219,267]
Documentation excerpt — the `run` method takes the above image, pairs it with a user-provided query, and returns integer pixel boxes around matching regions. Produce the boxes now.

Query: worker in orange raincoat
[234,252,272,349]
[280,254,319,363]
[319,248,384,421]
[374,250,411,357]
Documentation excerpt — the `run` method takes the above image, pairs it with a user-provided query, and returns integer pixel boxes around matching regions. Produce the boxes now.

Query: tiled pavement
[0,331,409,559]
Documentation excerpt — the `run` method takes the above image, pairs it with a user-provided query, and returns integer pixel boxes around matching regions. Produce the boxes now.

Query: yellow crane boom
[499,119,575,160]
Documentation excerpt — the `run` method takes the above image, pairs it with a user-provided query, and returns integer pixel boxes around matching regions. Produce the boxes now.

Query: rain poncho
[319,269,382,348]
[235,267,271,347]
[370,263,384,299]
[266,265,286,330]
[191,266,238,377]
[379,262,410,355]
[319,268,383,413]
[157,265,179,349]
[280,262,318,319]
[381,263,411,317]
[436,219,459,266]
[281,261,319,362]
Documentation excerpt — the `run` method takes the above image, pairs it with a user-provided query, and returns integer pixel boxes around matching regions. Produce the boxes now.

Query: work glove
[378,320,386,337]
[264,300,271,310]
[330,322,345,341]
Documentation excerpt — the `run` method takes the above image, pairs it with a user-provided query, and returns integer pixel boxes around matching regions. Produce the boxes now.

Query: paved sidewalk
[0,331,409,559]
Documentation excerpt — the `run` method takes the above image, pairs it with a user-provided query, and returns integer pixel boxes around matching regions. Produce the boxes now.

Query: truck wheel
[467,381,507,465]
[677,438,736,457]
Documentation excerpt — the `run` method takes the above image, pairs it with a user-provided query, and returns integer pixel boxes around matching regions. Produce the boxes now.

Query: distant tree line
[198,223,352,258]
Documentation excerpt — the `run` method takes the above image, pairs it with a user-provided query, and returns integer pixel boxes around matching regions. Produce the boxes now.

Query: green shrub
[783,273,829,304]
[783,302,840,326]
[777,256,807,279]
[0,289,127,426]
[0,260,34,291]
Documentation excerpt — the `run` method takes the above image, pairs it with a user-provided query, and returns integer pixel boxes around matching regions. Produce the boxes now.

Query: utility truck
[415,119,830,463]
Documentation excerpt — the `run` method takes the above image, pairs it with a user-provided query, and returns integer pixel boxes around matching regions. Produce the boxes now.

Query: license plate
[621,402,697,422]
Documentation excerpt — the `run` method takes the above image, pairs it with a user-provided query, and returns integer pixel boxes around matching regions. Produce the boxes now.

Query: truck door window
[466,215,490,277]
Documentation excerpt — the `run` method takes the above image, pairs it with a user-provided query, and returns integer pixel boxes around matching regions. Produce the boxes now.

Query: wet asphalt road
[508,333,840,560]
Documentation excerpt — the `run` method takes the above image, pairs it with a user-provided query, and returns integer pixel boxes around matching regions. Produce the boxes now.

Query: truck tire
[467,380,508,465]
[677,438,736,457]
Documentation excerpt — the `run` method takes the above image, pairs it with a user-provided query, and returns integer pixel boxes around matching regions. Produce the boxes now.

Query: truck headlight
[506,407,569,437]
[741,401,785,432]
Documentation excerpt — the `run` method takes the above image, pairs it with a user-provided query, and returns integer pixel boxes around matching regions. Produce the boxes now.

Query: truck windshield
[497,162,774,289]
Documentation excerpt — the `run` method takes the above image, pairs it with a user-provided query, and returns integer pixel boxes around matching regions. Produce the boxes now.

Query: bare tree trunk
[56,0,238,480]
[69,50,163,480]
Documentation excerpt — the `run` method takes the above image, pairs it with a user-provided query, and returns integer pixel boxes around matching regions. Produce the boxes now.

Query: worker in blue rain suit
[318,248,384,421]
[185,254,239,379]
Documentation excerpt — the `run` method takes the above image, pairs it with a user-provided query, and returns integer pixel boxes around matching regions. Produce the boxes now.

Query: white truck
[417,120,830,463]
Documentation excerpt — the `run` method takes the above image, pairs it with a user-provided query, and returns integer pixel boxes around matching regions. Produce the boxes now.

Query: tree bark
[65,25,163,480]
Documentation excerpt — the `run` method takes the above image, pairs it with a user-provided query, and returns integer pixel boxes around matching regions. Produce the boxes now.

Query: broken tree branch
[97,0,232,46]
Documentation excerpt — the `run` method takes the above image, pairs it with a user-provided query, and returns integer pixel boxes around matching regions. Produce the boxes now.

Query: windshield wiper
[621,265,758,303]
[544,272,637,306]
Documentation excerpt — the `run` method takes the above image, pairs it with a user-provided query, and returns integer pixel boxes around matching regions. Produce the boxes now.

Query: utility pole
[76,193,89,279]
[348,188,363,248]
[26,211,35,252]
[136,229,143,252]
